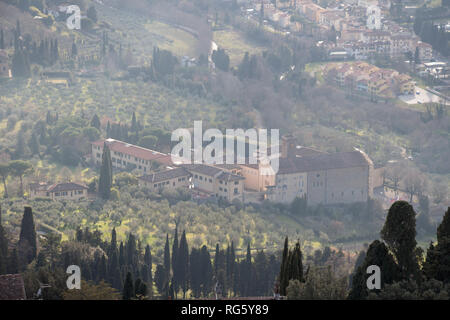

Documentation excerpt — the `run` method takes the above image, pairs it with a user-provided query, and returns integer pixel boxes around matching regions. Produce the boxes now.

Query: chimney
[281,135,297,158]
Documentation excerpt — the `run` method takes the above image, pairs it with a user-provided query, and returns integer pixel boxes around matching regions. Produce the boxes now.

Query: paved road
[399,86,445,105]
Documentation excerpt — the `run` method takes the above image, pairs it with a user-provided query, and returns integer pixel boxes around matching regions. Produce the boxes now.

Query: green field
[213,28,267,67]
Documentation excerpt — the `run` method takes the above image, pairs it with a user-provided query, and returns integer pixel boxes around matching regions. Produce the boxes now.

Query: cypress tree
[18,206,37,264]
[144,244,152,287]
[189,248,201,297]
[155,264,166,297]
[71,42,78,58]
[279,237,289,295]
[108,249,122,290]
[90,114,101,130]
[109,227,117,257]
[8,248,19,274]
[122,272,134,300]
[98,143,113,199]
[119,242,125,267]
[131,112,138,132]
[126,233,137,267]
[172,228,179,295]
[163,234,170,284]
[279,239,303,296]
[200,245,213,297]
[0,206,8,274]
[178,230,189,298]
[28,132,40,155]
[0,29,4,50]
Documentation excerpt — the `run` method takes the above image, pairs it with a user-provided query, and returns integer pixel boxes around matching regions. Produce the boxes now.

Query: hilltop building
[91,138,173,173]
[266,136,373,205]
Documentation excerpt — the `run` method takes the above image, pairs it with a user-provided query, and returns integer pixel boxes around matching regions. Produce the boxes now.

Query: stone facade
[267,137,373,205]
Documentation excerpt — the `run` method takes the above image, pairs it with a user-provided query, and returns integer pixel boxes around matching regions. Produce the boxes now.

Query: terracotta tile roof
[47,182,88,193]
[278,151,370,174]
[138,167,191,184]
[0,274,27,300]
[180,164,223,177]
[217,171,245,182]
[92,139,172,165]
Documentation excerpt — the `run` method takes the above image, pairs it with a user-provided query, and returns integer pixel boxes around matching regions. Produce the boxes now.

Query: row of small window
[218,187,239,194]
[153,181,174,188]
[194,174,213,183]
[112,152,150,165]
[54,190,84,196]
[330,190,364,198]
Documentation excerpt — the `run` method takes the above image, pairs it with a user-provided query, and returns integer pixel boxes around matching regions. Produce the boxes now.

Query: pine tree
[381,201,419,280]
[122,272,134,300]
[18,206,37,265]
[98,144,113,199]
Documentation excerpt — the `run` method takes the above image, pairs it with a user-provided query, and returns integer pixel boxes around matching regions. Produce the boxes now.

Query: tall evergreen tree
[163,234,170,282]
[381,201,419,280]
[0,206,8,274]
[91,114,101,130]
[348,240,399,299]
[0,29,4,50]
[279,239,303,296]
[98,144,113,199]
[423,207,450,283]
[18,206,37,264]
[122,272,134,300]
[178,230,189,298]
[172,228,179,295]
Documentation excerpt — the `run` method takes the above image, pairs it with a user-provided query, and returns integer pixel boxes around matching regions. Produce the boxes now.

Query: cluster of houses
[324,61,415,97]
[246,0,433,62]
[84,136,374,206]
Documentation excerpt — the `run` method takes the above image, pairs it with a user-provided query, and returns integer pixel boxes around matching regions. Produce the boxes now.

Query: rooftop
[278,150,371,174]
[92,138,172,165]
[47,182,88,193]
[0,274,27,300]
[138,167,191,184]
